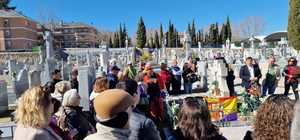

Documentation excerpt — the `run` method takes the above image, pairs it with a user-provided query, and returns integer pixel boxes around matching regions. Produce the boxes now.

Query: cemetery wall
[0,52,39,64]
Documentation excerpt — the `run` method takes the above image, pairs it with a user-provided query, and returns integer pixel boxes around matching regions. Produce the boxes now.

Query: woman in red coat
[143,64,164,125]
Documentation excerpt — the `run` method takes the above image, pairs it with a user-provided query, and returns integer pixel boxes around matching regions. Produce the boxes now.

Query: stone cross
[43,31,54,59]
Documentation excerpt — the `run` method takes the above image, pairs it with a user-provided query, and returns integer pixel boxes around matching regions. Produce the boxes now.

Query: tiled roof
[0,9,25,18]
[0,9,37,23]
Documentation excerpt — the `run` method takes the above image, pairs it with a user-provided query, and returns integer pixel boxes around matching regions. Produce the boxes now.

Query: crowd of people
[12,55,300,140]
[239,56,300,100]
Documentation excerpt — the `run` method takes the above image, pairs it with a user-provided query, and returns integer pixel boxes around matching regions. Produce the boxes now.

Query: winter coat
[84,123,130,140]
[61,106,95,140]
[159,69,171,89]
[14,125,62,140]
[107,73,119,89]
[129,109,161,140]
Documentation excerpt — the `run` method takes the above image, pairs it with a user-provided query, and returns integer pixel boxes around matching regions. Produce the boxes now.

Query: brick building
[0,10,38,51]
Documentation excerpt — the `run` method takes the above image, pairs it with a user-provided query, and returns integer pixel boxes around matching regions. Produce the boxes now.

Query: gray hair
[62,89,80,107]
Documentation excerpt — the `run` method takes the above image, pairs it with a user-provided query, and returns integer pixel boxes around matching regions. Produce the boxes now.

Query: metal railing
[0,122,16,139]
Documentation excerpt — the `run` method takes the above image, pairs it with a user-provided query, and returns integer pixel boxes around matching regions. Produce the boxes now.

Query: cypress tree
[119,24,124,48]
[167,21,176,48]
[122,24,127,46]
[187,23,191,35]
[159,23,164,47]
[136,17,147,48]
[108,37,113,48]
[208,24,215,46]
[215,22,219,45]
[288,0,300,50]
[165,32,168,47]
[154,31,160,48]
[149,37,155,48]
[176,30,181,48]
[198,29,204,43]
[113,33,120,48]
[219,24,226,44]
[226,16,232,41]
[191,20,197,46]
[204,32,209,45]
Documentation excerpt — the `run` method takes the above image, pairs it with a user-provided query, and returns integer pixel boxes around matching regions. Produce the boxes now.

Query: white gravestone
[197,61,208,90]
[13,67,29,98]
[214,60,230,97]
[28,70,42,88]
[78,66,96,111]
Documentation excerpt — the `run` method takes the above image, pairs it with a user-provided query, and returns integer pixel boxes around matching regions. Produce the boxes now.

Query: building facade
[53,22,98,48]
[0,10,38,51]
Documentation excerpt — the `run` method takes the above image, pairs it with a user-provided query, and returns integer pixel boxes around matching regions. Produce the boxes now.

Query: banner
[206,97,238,122]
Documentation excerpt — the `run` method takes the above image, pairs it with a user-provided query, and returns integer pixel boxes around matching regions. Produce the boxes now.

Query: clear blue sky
[12,0,288,36]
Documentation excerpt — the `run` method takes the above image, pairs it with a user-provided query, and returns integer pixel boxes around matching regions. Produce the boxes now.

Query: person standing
[116,80,161,140]
[51,81,71,103]
[48,69,63,93]
[174,97,226,140]
[123,61,137,80]
[252,59,262,84]
[59,89,95,140]
[70,69,79,91]
[159,62,171,94]
[283,57,300,100]
[107,66,120,89]
[239,57,262,90]
[143,64,164,125]
[261,56,281,97]
[182,57,196,94]
[169,59,182,95]
[226,64,236,96]
[84,89,135,140]
[14,87,62,140]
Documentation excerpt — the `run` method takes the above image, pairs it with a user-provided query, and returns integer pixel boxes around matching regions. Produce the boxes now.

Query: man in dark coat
[107,66,120,89]
[48,69,62,93]
[239,57,262,90]
[169,59,182,95]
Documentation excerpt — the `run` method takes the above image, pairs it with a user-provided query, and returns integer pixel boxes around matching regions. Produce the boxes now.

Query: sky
[11,0,288,36]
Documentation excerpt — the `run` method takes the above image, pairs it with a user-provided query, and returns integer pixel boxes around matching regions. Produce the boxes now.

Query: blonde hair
[55,81,71,94]
[15,86,52,128]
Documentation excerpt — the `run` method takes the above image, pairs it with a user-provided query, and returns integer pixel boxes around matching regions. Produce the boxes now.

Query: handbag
[189,73,198,83]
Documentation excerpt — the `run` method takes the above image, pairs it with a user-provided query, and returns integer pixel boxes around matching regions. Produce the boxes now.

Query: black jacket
[182,66,194,83]
[64,106,95,140]
[239,65,262,89]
